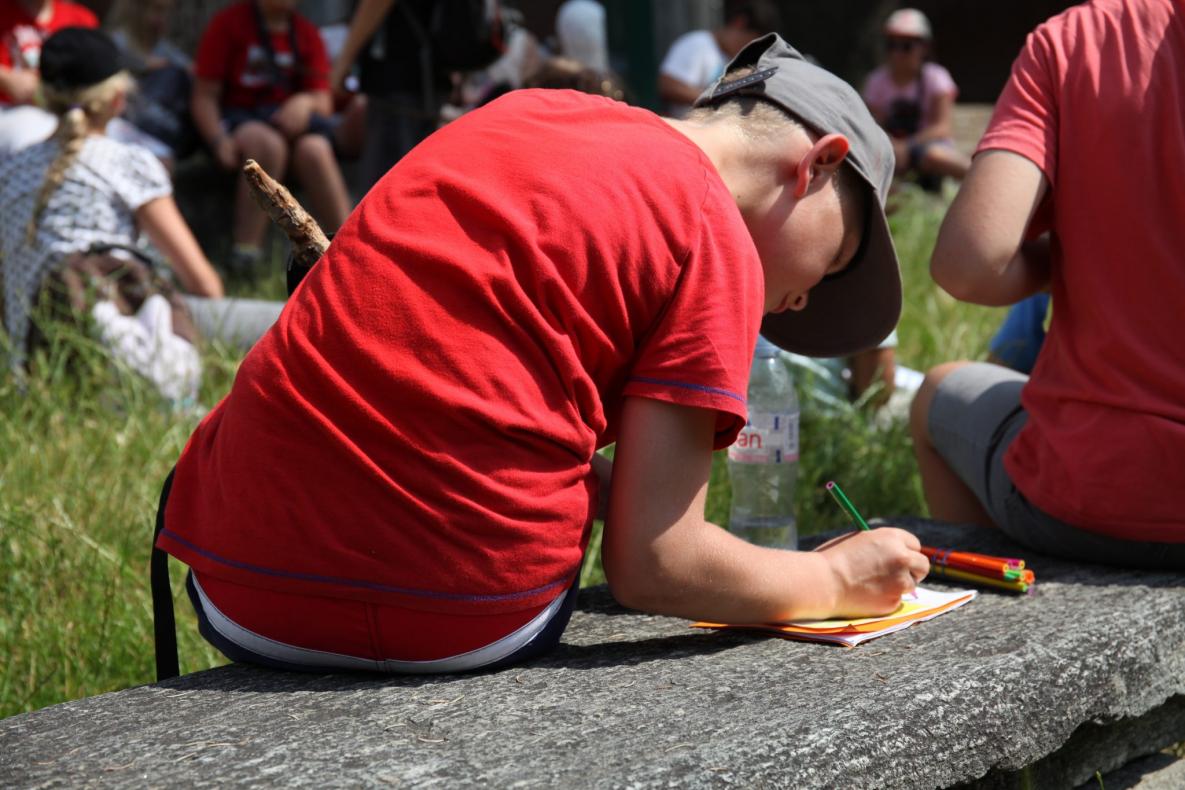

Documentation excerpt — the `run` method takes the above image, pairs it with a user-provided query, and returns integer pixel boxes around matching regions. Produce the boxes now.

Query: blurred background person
[555,0,606,72]
[0,28,222,387]
[330,0,505,190]
[190,0,352,281]
[105,0,197,168]
[657,0,779,118]
[863,8,970,190]
[0,0,98,153]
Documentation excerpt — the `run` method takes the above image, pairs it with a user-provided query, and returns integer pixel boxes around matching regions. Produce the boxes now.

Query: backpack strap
[151,469,180,681]
[250,0,303,96]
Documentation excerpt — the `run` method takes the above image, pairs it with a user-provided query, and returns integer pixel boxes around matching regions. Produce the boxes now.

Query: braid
[25,107,89,246]
[24,71,133,247]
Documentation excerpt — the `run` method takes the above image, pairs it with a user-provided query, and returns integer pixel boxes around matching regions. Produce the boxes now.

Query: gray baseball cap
[693,33,902,357]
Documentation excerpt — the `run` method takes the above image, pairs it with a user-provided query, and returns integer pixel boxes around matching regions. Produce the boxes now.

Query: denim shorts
[928,362,1185,569]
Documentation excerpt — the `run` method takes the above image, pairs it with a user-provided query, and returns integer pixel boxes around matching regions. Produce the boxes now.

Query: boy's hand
[816,528,929,617]
[271,95,315,140]
[213,134,239,171]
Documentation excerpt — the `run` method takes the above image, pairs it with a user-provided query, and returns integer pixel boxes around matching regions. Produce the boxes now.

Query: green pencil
[826,480,871,531]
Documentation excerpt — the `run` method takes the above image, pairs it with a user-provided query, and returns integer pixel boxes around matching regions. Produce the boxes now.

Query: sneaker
[225,245,262,286]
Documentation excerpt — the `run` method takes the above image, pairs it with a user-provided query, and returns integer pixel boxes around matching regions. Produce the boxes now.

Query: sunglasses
[885,37,924,52]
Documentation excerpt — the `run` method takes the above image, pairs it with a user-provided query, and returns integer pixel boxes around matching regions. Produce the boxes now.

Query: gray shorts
[928,362,1185,569]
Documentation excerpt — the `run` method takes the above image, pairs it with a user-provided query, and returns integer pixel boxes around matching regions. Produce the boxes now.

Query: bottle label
[728,411,799,464]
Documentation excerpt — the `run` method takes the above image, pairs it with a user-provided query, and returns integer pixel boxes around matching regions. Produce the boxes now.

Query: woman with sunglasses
[862,8,970,189]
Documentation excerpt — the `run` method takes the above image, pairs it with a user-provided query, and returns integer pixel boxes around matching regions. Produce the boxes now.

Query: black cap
[39,27,127,92]
[693,33,902,357]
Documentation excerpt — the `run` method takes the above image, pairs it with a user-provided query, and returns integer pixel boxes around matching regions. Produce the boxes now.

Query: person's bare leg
[290,134,352,234]
[910,361,996,527]
[850,347,896,406]
[920,145,972,180]
[232,122,290,248]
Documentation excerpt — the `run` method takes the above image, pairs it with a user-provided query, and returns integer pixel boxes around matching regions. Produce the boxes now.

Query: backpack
[404,0,505,73]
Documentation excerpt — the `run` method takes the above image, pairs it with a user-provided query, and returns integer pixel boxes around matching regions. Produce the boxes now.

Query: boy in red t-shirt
[913,0,1185,568]
[0,0,97,152]
[190,0,351,279]
[154,35,929,677]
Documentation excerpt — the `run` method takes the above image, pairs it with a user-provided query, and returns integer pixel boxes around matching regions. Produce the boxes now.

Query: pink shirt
[862,62,957,134]
[978,0,1185,542]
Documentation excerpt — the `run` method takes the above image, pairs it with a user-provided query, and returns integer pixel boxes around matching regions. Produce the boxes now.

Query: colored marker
[826,480,871,532]
[927,564,1032,594]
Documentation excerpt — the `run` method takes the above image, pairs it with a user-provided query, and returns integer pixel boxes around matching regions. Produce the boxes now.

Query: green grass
[1,187,1005,719]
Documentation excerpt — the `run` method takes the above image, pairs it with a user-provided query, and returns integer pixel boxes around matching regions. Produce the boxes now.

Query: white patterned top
[0,134,171,363]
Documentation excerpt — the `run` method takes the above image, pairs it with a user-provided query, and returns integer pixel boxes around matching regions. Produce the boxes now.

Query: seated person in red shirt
[154,35,928,676]
[190,0,351,280]
[0,0,98,153]
[912,0,1185,569]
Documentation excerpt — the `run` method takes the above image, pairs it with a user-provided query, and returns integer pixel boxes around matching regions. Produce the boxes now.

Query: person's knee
[293,133,337,170]
[910,361,972,443]
[234,122,289,164]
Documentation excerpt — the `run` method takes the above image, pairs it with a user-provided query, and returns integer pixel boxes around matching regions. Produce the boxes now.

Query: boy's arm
[931,149,1051,306]
[601,397,928,623]
[330,0,397,92]
[190,78,238,170]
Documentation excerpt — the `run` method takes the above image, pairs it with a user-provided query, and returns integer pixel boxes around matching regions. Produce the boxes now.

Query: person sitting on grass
[0,27,223,391]
[154,35,928,676]
[911,0,1185,568]
[862,8,970,190]
[190,0,352,281]
[0,0,98,154]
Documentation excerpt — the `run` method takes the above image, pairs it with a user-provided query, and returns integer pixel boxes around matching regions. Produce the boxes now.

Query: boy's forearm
[335,0,397,75]
[613,520,842,623]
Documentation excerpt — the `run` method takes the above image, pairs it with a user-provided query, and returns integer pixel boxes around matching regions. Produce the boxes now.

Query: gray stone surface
[3,519,1185,789]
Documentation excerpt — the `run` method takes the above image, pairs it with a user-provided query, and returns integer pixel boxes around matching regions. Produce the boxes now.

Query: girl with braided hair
[0,27,224,389]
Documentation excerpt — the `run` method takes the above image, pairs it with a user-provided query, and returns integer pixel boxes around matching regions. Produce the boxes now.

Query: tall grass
[0,187,1005,718]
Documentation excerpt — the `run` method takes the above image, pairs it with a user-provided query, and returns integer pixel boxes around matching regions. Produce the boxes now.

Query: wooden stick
[242,158,330,269]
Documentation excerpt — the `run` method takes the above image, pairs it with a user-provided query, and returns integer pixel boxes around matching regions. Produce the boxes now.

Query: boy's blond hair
[687,64,866,222]
[25,71,134,245]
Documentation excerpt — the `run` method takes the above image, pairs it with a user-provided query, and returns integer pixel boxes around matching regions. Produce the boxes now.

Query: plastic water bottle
[727,335,799,549]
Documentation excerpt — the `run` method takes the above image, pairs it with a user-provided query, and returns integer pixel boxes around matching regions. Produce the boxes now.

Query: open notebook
[693,586,976,647]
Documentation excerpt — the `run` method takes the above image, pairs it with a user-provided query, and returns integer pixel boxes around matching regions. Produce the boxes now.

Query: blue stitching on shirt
[160,528,569,603]
[627,376,746,404]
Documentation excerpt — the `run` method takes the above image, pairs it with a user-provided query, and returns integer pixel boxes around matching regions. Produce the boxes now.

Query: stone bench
[3,518,1184,788]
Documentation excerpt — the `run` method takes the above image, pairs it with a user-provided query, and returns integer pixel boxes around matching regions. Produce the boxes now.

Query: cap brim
[759,200,901,357]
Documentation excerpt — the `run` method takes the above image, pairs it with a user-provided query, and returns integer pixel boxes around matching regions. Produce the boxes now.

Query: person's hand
[815,527,929,617]
[270,95,314,140]
[212,133,239,170]
[7,69,40,104]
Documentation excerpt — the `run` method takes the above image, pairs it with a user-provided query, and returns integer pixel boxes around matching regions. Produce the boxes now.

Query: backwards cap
[693,33,902,357]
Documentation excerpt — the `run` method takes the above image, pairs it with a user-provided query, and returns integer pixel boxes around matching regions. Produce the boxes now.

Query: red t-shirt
[159,90,764,616]
[0,0,97,105]
[978,0,1185,542]
[193,0,329,110]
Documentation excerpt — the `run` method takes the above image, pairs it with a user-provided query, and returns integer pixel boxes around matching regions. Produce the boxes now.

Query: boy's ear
[793,133,851,199]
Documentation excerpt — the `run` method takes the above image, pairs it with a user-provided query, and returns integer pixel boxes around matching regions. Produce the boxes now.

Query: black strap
[251,0,303,95]
[399,1,438,118]
[151,469,179,681]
